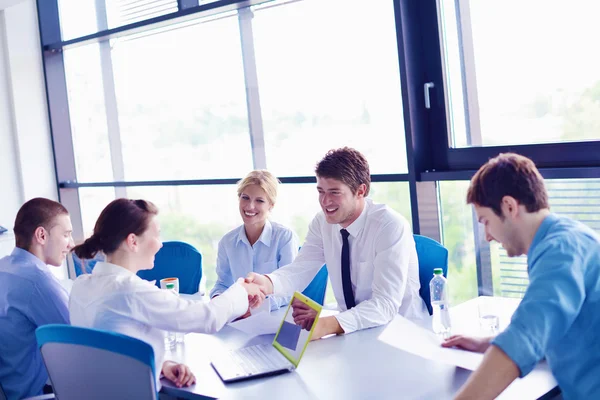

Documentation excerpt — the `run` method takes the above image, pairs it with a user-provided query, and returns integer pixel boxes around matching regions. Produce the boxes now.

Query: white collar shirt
[269,198,428,333]
[69,261,248,387]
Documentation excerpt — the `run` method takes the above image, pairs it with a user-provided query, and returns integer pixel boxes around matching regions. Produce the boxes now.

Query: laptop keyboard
[227,344,291,376]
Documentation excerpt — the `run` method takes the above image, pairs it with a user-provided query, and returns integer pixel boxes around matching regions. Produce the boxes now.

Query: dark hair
[466,153,549,217]
[315,147,371,196]
[72,199,158,259]
[14,198,69,250]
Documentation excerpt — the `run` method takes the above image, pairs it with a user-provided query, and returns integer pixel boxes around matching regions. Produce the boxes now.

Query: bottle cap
[166,283,175,289]
[433,268,444,275]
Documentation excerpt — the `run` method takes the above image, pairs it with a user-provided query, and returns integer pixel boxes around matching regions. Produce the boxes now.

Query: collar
[237,220,273,247]
[11,247,48,270]
[338,198,371,238]
[92,261,137,277]
[528,213,558,257]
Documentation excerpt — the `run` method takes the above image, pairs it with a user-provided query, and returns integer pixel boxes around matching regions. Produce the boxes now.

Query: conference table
[160,296,559,400]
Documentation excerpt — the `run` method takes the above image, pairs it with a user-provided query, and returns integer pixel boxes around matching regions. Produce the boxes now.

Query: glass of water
[477,296,499,334]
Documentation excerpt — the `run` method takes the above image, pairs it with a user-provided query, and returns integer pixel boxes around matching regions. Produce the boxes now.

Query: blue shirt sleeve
[267,228,299,310]
[29,274,70,326]
[277,229,299,268]
[210,238,235,298]
[492,239,586,377]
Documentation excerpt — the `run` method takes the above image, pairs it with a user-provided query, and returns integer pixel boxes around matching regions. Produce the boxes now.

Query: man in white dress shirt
[247,147,428,340]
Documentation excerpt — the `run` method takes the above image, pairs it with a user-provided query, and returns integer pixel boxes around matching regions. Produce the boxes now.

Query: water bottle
[430,268,452,338]
[164,282,177,349]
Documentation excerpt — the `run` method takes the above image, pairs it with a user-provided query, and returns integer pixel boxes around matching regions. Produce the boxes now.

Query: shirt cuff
[266,273,282,295]
[211,282,248,321]
[492,324,543,377]
[334,310,358,334]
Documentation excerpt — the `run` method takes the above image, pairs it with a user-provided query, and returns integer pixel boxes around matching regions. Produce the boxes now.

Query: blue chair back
[36,325,157,400]
[414,234,449,315]
[71,252,104,276]
[137,241,202,294]
[302,265,328,305]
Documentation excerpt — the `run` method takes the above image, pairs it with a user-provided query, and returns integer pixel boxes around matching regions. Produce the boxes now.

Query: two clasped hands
[237,273,317,333]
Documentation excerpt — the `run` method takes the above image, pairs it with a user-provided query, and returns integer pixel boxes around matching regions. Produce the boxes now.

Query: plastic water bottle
[430,268,452,338]
[164,282,177,349]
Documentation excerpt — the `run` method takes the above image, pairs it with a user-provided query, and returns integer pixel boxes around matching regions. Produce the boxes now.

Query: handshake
[235,272,275,314]
[236,274,317,332]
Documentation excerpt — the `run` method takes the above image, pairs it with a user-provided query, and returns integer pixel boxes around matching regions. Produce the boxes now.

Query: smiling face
[239,184,273,228]
[317,176,366,228]
[134,216,163,270]
[41,214,74,266]
[474,203,524,257]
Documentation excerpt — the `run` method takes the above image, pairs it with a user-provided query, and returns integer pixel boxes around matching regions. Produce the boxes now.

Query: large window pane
[439,181,478,305]
[253,0,407,176]
[111,16,252,180]
[441,0,600,147]
[64,44,114,183]
[64,14,253,183]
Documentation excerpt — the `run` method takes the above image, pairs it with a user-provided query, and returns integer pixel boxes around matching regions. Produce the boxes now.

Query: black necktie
[340,229,355,309]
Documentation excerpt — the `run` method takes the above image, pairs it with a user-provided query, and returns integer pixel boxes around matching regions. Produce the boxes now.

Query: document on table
[228,300,283,336]
[378,316,484,371]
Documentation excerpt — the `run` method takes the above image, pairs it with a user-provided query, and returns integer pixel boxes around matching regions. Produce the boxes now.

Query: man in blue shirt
[0,198,73,400]
[443,153,600,400]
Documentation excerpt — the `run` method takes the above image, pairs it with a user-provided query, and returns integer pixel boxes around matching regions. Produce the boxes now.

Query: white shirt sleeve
[268,215,326,295]
[335,219,413,333]
[130,280,249,334]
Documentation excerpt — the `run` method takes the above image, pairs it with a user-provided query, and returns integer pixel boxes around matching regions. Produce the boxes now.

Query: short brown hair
[467,153,549,217]
[315,147,371,196]
[14,198,69,250]
[72,199,158,259]
[237,170,279,205]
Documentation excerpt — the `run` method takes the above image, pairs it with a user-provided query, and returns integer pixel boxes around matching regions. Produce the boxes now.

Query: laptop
[211,291,322,383]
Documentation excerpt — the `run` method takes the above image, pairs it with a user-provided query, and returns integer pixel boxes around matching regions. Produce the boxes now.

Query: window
[440,0,600,147]
[111,16,252,181]
[64,44,114,183]
[64,14,253,183]
[439,181,478,305]
[252,0,407,176]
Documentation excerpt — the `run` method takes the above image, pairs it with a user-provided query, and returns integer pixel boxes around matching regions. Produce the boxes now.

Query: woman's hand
[162,361,196,388]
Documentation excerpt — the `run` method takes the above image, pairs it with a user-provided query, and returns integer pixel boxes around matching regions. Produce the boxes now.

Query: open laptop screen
[272,291,322,367]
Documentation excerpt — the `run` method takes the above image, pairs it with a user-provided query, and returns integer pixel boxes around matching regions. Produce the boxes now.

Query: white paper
[229,304,283,336]
[378,316,484,371]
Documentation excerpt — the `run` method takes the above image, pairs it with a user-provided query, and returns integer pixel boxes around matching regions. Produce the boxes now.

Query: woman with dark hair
[69,199,264,389]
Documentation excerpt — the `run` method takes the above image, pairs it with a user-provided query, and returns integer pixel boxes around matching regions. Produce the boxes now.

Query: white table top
[160,296,558,400]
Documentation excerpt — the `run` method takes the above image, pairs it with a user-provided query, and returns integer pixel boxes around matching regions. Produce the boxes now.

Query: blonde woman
[210,170,299,311]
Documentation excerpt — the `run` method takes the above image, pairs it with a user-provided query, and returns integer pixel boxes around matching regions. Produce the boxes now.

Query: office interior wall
[0,8,23,230]
[3,0,57,202]
[0,0,67,278]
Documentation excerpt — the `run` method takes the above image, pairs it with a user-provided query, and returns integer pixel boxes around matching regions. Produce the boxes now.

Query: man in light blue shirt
[0,198,73,400]
[444,153,600,400]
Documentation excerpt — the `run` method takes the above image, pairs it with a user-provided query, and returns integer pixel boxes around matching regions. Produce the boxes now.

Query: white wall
[0,0,66,279]
[0,0,58,232]
[0,8,23,230]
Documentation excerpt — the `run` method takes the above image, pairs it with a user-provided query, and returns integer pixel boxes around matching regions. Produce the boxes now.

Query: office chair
[35,325,158,400]
[302,265,329,305]
[414,234,449,315]
[69,252,105,277]
[137,241,203,294]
